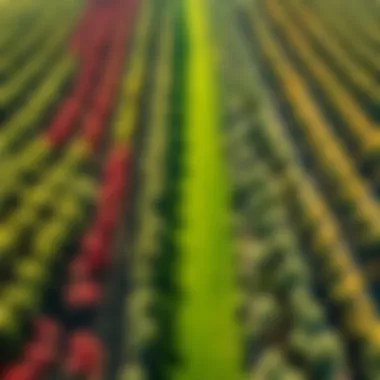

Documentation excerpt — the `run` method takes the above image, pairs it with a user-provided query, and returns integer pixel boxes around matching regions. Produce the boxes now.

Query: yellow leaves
[110,0,153,145]
[345,298,377,339]
[332,272,365,304]
[259,0,380,247]
[338,178,367,204]
[268,0,376,156]
[327,247,352,272]
[312,221,339,255]
[17,137,51,169]
[123,62,144,96]
[0,227,16,253]
[66,138,90,163]
[251,0,380,345]
[361,130,380,161]
[305,197,325,223]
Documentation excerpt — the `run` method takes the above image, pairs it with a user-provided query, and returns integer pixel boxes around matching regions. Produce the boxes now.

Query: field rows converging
[0,0,142,378]
[2,0,380,379]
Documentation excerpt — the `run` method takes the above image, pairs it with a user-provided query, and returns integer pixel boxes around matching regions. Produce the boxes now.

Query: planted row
[251,7,380,262]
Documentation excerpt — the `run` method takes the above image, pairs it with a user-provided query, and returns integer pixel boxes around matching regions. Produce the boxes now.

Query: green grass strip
[172,0,243,379]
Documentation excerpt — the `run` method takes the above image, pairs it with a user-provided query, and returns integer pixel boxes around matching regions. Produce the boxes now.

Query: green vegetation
[172,1,243,380]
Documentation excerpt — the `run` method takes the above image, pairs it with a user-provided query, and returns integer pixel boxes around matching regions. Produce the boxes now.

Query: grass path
[173,0,243,379]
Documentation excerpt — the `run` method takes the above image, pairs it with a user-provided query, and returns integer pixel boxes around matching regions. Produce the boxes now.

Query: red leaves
[65,280,102,310]
[64,331,105,378]
[2,362,43,380]
[47,98,80,145]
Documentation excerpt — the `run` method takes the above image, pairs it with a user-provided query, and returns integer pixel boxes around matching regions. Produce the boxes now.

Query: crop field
[1,0,380,379]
